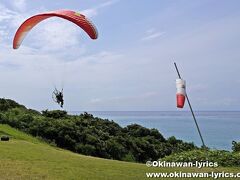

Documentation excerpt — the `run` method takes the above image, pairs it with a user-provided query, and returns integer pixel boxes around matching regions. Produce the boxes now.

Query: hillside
[1,124,240,180]
[0,124,150,179]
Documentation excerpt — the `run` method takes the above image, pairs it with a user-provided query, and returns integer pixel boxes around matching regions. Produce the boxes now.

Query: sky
[0,0,240,111]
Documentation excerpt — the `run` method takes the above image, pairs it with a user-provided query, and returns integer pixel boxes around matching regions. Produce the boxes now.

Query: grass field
[0,124,239,180]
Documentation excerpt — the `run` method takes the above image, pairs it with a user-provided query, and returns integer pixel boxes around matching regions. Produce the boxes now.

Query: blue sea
[71,111,240,151]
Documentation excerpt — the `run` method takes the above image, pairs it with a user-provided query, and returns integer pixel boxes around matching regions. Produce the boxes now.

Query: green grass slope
[0,124,239,180]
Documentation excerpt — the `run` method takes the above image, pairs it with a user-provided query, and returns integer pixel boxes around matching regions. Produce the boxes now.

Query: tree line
[0,98,196,163]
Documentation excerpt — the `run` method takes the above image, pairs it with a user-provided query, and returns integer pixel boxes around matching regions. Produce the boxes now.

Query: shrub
[42,110,67,119]
[161,149,240,167]
[0,98,25,111]
[76,144,96,156]
[232,141,240,152]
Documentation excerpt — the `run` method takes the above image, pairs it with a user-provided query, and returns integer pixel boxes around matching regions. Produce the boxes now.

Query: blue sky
[0,0,240,111]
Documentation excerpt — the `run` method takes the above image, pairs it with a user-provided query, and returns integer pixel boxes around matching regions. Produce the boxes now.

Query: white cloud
[11,0,26,11]
[0,3,37,43]
[81,0,119,18]
[141,28,165,41]
[0,4,20,42]
[0,4,16,22]
[29,19,83,52]
[0,27,8,37]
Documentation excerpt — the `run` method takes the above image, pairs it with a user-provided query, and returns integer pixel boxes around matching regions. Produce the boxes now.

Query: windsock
[176,79,186,108]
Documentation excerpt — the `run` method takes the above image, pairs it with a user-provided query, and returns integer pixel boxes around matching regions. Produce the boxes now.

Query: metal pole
[174,62,206,148]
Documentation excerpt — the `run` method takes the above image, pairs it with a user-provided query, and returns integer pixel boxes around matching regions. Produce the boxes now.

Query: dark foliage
[161,149,240,167]
[0,98,197,163]
[232,141,240,152]
[42,110,68,119]
[0,98,25,111]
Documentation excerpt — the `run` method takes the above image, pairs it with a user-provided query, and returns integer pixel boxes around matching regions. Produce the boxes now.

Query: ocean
[71,111,240,151]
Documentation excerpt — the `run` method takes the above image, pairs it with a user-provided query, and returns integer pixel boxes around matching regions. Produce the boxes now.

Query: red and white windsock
[176,79,186,108]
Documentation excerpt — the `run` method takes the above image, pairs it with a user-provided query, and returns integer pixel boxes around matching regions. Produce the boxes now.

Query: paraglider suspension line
[174,62,206,148]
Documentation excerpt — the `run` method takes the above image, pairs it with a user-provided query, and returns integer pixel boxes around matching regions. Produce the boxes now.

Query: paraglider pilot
[53,88,64,108]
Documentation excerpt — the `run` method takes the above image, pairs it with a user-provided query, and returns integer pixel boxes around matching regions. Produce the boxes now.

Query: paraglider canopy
[13,9,98,49]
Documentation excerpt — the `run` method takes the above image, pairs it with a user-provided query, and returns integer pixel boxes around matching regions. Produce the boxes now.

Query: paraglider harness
[52,88,64,108]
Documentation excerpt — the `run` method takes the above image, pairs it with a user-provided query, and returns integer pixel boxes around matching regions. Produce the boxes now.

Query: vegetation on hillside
[0,98,196,163]
[0,124,149,180]
[232,141,240,152]
[161,149,240,167]
[0,98,239,167]
[1,124,239,180]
